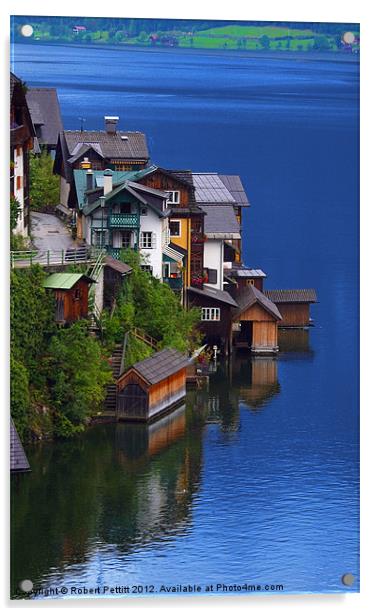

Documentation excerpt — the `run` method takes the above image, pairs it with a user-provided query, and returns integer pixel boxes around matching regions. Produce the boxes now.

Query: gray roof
[104,256,133,275]
[10,418,30,472]
[201,205,240,238]
[63,130,149,160]
[225,267,267,278]
[219,174,250,207]
[131,348,189,384]
[264,289,317,304]
[26,88,63,148]
[187,285,238,307]
[192,173,236,204]
[234,285,282,320]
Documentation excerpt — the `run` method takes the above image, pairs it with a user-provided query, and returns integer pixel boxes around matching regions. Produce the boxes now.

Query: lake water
[11,43,359,598]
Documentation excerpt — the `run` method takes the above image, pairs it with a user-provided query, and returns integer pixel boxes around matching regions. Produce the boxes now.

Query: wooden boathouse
[264,289,317,328]
[232,285,282,354]
[43,273,95,324]
[116,348,189,422]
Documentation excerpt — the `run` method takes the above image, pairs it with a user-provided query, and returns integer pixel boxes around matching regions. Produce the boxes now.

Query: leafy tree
[10,196,20,232]
[259,35,270,49]
[47,321,112,434]
[29,151,60,209]
[110,249,201,353]
[10,355,30,440]
[313,35,330,51]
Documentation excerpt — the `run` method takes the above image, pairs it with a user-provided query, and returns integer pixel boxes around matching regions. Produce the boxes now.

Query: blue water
[11,42,359,597]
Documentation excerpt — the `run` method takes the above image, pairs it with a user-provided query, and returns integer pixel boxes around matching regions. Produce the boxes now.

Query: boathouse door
[117,383,148,420]
[236,321,253,348]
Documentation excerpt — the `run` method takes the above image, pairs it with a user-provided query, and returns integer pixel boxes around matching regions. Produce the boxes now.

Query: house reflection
[11,414,204,597]
[115,405,186,461]
[278,329,314,354]
[229,354,281,410]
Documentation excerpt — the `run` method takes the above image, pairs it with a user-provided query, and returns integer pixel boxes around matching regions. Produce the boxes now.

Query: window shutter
[151,232,157,249]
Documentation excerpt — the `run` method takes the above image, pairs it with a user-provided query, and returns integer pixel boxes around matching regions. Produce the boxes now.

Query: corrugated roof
[10,418,30,472]
[130,348,189,385]
[43,273,94,290]
[234,285,282,320]
[225,267,267,278]
[264,289,317,304]
[187,285,238,307]
[201,205,240,237]
[192,173,235,204]
[26,88,63,147]
[64,130,149,160]
[218,174,250,207]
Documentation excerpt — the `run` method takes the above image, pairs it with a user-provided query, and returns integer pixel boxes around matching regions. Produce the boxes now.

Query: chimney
[104,116,119,134]
[103,169,113,195]
[86,169,94,191]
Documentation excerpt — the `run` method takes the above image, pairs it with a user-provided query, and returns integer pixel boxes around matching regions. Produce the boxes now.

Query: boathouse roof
[26,88,63,148]
[43,273,95,290]
[130,348,189,385]
[234,285,282,320]
[264,289,317,304]
[187,285,239,307]
[10,418,30,473]
[201,205,241,238]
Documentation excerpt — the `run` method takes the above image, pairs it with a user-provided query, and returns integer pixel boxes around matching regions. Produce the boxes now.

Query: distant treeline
[12,16,359,37]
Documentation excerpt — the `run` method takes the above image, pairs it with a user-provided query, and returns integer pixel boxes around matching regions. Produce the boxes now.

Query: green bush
[29,151,60,209]
[10,355,30,440]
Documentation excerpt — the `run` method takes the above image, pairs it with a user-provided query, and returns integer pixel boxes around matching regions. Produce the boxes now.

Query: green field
[198,25,315,38]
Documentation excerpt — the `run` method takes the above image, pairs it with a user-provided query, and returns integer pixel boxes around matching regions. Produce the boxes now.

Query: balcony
[165,276,183,290]
[108,213,140,229]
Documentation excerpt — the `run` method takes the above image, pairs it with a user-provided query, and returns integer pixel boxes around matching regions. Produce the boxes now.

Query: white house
[200,205,241,290]
[81,169,170,279]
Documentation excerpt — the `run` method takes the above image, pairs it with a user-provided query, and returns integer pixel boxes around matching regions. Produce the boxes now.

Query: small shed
[43,273,95,323]
[232,285,282,354]
[116,348,189,422]
[264,289,317,328]
[10,418,30,473]
[103,255,132,309]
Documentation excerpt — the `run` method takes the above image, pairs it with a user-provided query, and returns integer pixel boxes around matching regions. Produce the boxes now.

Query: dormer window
[166,191,180,205]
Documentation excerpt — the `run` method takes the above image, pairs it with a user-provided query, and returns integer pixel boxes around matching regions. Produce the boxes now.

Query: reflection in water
[11,407,204,598]
[231,355,281,411]
[278,329,314,355]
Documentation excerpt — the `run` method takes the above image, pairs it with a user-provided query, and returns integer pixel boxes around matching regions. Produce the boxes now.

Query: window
[201,307,221,321]
[140,231,155,249]
[73,287,82,301]
[163,262,171,278]
[140,207,148,216]
[169,220,181,237]
[206,269,218,284]
[141,264,153,275]
[119,203,131,214]
[16,176,22,190]
[166,191,180,205]
[246,279,255,286]
[121,231,132,248]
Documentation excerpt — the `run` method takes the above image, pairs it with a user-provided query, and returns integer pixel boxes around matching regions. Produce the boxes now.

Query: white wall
[204,239,224,290]
[13,146,26,236]
[60,175,70,208]
[139,209,163,279]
